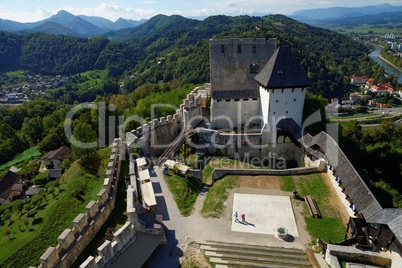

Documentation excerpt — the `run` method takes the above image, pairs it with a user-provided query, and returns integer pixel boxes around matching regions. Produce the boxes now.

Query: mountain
[291,3,402,23]
[21,21,78,36]
[111,18,145,30]
[78,15,115,29]
[0,10,146,37]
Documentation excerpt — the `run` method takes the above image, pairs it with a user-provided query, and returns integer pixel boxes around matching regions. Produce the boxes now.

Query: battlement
[126,85,207,155]
[38,139,123,268]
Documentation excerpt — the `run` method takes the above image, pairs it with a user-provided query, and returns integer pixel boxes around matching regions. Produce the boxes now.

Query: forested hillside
[1,14,398,99]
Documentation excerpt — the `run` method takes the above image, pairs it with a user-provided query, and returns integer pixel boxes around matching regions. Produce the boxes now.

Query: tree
[71,123,99,171]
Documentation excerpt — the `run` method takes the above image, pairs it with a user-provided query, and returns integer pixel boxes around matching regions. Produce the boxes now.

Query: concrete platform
[231,193,299,237]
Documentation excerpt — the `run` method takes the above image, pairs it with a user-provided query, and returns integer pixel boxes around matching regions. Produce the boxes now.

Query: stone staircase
[196,240,311,268]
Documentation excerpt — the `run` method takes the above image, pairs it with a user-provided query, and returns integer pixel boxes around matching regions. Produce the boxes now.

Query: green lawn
[0,147,111,267]
[282,174,346,244]
[0,147,42,171]
[201,173,346,243]
[201,175,239,218]
[164,171,202,216]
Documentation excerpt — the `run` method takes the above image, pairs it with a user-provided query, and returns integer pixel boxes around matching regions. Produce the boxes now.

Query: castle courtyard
[143,168,351,268]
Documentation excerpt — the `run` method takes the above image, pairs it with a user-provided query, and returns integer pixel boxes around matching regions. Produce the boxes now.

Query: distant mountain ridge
[290,3,402,23]
[0,10,145,37]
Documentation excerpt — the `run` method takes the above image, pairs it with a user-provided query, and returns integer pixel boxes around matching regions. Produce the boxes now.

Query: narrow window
[243,98,249,101]
[286,111,288,114]
[294,99,297,102]
[234,99,240,102]
[276,100,279,103]
[237,45,241,53]
[252,98,258,101]
[252,45,257,53]
[221,45,225,53]
[225,99,230,102]
[250,63,259,73]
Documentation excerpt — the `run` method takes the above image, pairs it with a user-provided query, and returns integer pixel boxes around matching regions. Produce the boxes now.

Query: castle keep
[210,37,311,138]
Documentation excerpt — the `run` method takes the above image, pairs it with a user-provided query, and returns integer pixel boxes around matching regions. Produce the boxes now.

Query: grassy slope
[164,171,201,216]
[0,147,111,267]
[289,174,345,244]
[0,147,42,171]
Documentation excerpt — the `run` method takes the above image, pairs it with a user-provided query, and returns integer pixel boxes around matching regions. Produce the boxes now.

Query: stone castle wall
[79,155,165,268]
[37,139,123,268]
[210,37,277,92]
[198,128,304,164]
[128,85,206,156]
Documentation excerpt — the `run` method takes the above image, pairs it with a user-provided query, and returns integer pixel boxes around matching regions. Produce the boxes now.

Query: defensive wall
[210,158,326,182]
[79,154,165,268]
[197,127,304,164]
[37,139,123,268]
[127,85,206,156]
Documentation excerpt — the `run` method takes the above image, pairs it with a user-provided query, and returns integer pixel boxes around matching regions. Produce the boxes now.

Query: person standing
[234,212,239,222]
[241,213,245,222]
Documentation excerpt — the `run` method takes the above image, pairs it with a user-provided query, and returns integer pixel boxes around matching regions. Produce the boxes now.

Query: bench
[305,195,322,218]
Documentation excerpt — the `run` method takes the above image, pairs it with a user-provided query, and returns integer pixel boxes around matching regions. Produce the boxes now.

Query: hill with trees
[1,14,399,99]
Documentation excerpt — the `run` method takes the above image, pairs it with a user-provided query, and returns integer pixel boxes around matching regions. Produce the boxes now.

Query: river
[369,45,402,84]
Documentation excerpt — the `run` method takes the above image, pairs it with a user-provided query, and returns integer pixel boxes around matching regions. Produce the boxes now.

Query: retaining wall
[210,158,326,182]
[325,244,392,268]
[38,139,123,268]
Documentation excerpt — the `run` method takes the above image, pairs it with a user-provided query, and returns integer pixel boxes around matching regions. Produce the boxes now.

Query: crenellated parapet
[37,139,123,268]
[125,85,209,155]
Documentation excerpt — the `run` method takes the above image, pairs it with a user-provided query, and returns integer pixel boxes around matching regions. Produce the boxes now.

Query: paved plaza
[231,193,299,237]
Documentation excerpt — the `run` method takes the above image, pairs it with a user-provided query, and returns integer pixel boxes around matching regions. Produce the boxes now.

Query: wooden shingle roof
[254,46,312,89]
[276,118,382,219]
[303,132,382,219]
[42,146,72,161]
[0,170,22,201]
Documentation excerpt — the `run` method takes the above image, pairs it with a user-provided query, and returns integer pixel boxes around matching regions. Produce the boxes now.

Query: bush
[32,171,49,185]
[27,209,37,218]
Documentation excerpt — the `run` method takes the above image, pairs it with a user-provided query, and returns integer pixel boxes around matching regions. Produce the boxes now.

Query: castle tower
[255,46,312,131]
[209,37,277,129]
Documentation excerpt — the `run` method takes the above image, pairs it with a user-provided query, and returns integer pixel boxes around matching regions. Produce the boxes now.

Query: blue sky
[1,0,401,22]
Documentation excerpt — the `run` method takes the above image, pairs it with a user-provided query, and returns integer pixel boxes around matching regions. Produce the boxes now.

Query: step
[205,247,309,260]
[209,257,298,268]
[218,253,310,266]
[197,240,305,255]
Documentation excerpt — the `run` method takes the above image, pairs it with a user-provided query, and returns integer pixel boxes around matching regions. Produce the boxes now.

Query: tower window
[250,63,259,73]
[294,99,297,102]
[221,45,225,53]
[252,45,257,53]
[237,45,241,53]
[276,100,279,103]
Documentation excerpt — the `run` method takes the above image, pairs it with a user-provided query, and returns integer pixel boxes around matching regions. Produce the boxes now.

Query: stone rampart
[79,155,165,268]
[325,244,392,268]
[127,86,206,155]
[210,159,326,182]
[198,128,303,163]
[79,222,136,268]
[37,139,123,268]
